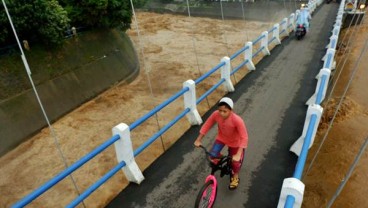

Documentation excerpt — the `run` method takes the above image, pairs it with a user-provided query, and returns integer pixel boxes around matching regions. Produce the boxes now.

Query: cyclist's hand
[194,140,202,147]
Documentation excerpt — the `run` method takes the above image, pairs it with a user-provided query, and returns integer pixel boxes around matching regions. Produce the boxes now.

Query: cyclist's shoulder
[230,112,244,122]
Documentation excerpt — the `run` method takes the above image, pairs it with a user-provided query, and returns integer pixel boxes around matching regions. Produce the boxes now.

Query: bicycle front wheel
[195,180,217,208]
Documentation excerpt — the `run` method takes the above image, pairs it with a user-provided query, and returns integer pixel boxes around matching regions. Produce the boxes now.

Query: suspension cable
[326,137,368,208]
[129,0,166,152]
[2,1,85,206]
[325,10,359,99]
[305,17,368,176]
[185,0,211,109]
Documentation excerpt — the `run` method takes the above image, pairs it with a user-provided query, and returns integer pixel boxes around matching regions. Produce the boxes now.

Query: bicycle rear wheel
[195,180,217,208]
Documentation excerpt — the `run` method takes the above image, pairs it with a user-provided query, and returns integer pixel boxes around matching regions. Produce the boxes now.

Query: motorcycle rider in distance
[297,4,312,33]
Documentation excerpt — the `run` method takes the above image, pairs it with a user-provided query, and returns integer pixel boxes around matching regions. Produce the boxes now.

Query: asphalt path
[107,3,339,208]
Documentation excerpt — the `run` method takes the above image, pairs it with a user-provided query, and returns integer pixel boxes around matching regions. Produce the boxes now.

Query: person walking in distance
[194,97,249,189]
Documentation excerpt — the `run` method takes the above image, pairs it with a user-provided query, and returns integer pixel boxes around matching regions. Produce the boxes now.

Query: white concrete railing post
[282,18,289,36]
[244,41,256,71]
[306,68,331,105]
[333,25,341,36]
[183,80,203,125]
[322,48,336,70]
[277,178,305,208]
[324,35,338,51]
[273,23,281,45]
[289,13,296,32]
[220,57,235,92]
[261,31,270,55]
[290,104,323,156]
[113,123,145,184]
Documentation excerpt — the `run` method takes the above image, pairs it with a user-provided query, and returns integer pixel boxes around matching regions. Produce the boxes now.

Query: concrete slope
[107,3,339,208]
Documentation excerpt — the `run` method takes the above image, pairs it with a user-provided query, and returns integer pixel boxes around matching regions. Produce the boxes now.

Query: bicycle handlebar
[198,145,230,160]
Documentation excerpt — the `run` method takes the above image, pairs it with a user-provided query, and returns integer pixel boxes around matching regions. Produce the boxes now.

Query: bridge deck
[107,3,339,208]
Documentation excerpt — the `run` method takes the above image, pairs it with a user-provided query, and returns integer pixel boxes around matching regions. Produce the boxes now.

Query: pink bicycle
[195,145,233,208]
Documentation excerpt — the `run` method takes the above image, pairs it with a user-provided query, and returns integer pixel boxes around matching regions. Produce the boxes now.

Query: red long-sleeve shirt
[200,111,248,148]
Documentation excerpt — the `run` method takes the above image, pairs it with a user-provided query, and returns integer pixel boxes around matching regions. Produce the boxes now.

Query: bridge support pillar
[113,123,145,184]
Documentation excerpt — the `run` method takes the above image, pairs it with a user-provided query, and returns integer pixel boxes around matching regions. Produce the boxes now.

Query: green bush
[0,0,70,47]
[0,0,133,47]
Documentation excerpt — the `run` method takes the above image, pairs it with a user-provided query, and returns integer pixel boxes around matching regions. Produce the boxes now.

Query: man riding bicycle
[194,97,249,189]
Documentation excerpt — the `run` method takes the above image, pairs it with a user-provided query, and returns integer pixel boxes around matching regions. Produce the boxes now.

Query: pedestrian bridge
[11,0,347,207]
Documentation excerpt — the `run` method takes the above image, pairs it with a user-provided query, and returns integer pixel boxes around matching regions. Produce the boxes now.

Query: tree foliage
[59,0,132,30]
[0,0,70,47]
[1,0,133,47]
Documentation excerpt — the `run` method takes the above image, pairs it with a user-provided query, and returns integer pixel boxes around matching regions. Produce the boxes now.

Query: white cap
[219,97,234,109]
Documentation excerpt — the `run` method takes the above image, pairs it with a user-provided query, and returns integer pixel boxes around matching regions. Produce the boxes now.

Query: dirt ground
[302,14,368,208]
[0,12,273,207]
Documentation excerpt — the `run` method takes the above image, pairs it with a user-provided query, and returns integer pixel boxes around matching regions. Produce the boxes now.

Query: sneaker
[229,177,240,190]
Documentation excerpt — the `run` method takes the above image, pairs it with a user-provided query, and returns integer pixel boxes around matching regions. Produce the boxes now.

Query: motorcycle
[295,24,307,40]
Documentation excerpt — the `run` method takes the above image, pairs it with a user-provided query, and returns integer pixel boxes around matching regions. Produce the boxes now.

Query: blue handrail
[284,114,317,208]
[268,37,276,45]
[316,75,327,104]
[134,108,190,156]
[231,60,249,75]
[66,160,127,208]
[331,39,337,49]
[253,34,265,45]
[67,108,191,207]
[197,79,226,104]
[252,46,265,58]
[230,45,250,61]
[280,29,286,35]
[12,134,121,208]
[130,87,189,130]
[293,114,317,179]
[194,62,225,85]
[268,26,277,33]
[284,196,296,208]
[324,53,333,69]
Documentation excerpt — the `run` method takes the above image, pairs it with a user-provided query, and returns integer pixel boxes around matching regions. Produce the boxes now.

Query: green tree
[60,0,132,30]
[0,0,69,47]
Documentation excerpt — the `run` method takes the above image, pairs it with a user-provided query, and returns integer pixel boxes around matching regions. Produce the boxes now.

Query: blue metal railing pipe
[268,37,276,45]
[316,75,327,104]
[268,26,277,33]
[68,108,191,207]
[196,79,226,104]
[134,108,191,156]
[252,46,265,58]
[231,60,249,75]
[12,134,121,208]
[293,114,317,179]
[195,62,225,85]
[331,39,337,49]
[66,160,127,208]
[284,114,317,208]
[130,87,189,131]
[253,34,265,45]
[324,53,333,69]
[230,45,250,61]
[280,29,286,35]
[284,196,296,208]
